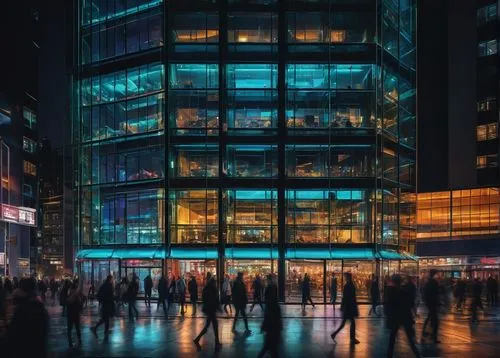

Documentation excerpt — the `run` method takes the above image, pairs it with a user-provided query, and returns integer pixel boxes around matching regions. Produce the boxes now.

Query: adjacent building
[72,0,417,302]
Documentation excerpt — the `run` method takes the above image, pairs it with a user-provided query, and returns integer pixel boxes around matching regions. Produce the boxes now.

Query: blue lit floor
[27,302,500,357]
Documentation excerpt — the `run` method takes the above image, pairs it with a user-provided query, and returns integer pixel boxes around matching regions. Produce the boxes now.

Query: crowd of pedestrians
[0,269,498,357]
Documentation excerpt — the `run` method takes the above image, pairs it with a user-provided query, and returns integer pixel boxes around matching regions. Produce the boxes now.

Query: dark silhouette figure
[166,274,176,316]
[60,280,70,316]
[4,277,13,296]
[330,274,338,305]
[12,277,19,290]
[91,275,115,341]
[368,274,380,316]
[38,279,47,301]
[67,280,84,348]
[486,276,494,305]
[144,275,153,307]
[421,270,440,344]
[494,276,499,306]
[177,275,187,316]
[188,275,198,316]
[2,278,49,358]
[301,273,315,310]
[50,278,57,301]
[455,279,467,311]
[232,272,251,334]
[157,274,168,316]
[193,277,222,352]
[471,278,484,322]
[250,275,264,313]
[385,275,421,358]
[222,274,233,316]
[126,274,139,320]
[258,274,282,358]
[330,272,359,345]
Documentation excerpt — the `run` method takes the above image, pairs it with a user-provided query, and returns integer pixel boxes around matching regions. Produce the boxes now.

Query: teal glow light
[234,190,277,200]
[225,248,279,259]
[169,248,218,259]
[89,0,163,26]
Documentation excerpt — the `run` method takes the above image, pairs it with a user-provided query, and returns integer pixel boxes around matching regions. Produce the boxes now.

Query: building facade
[73,0,416,302]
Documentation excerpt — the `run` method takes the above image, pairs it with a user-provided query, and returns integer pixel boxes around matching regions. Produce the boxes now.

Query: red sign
[2,204,19,222]
[480,257,500,265]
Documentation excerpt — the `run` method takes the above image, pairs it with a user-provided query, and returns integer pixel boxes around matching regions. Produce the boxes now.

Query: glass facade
[74,0,416,303]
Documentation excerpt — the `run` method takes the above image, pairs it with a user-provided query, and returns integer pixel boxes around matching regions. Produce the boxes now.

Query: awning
[225,247,279,259]
[331,247,375,260]
[169,247,218,260]
[75,247,166,260]
[76,249,115,260]
[285,248,333,260]
[377,249,418,261]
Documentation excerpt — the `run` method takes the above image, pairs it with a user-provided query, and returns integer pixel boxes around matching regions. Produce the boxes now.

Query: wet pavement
[32,300,500,357]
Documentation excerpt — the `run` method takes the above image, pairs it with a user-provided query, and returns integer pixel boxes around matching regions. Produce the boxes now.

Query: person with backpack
[193,275,222,352]
[67,279,84,348]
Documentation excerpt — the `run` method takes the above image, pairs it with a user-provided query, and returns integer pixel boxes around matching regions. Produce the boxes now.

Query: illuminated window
[170,145,219,178]
[23,107,37,129]
[477,97,497,112]
[477,4,497,26]
[288,12,327,43]
[23,137,37,153]
[172,13,219,43]
[477,154,497,169]
[477,123,498,141]
[23,161,36,176]
[228,13,277,44]
[330,30,346,43]
[478,39,497,57]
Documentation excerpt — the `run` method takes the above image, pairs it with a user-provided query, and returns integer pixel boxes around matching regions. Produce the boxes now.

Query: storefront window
[167,259,217,301]
[170,145,219,178]
[342,260,374,302]
[169,190,218,244]
[226,145,278,178]
[225,260,277,299]
[285,260,323,303]
[226,190,277,244]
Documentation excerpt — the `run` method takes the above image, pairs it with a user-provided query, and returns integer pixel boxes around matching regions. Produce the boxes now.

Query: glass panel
[169,90,219,135]
[169,64,219,89]
[226,145,278,178]
[285,260,323,303]
[228,13,278,43]
[227,64,278,89]
[225,260,278,300]
[171,145,219,178]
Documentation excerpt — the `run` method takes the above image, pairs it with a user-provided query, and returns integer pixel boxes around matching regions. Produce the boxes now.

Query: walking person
[258,274,282,358]
[193,276,222,352]
[91,275,115,342]
[330,274,338,306]
[60,279,70,316]
[157,274,168,317]
[330,272,360,345]
[188,274,198,316]
[421,270,440,344]
[177,275,187,316]
[144,275,153,308]
[385,274,421,358]
[222,274,233,316]
[126,274,139,320]
[250,274,264,313]
[368,274,380,316]
[471,277,484,323]
[232,272,251,334]
[455,278,467,312]
[166,273,176,317]
[67,280,84,348]
[301,273,315,310]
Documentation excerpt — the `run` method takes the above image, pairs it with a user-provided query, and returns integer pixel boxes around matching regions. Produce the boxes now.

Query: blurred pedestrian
[455,278,467,312]
[126,274,139,320]
[368,274,380,317]
[2,277,49,357]
[38,279,47,301]
[4,277,12,296]
[157,274,168,316]
[421,270,440,344]
[232,271,251,334]
[301,273,315,310]
[177,275,186,316]
[91,275,115,342]
[67,279,84,348]
[60,279,70,316]
[188,274,198,316]
[222,274,232,316]
[258,274,282,358]
[486,275,494,305]
[250,274,264,313]
[330,272,359,345]
[493,275,498,306]
[166,273,176,317]
[144,275,153,307]
[193,276,222,352]
[385,274,421,358]
[471,277,484,323]
[330,274,338,306]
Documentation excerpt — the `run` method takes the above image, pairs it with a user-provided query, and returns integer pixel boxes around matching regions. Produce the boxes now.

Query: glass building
[73,0,416,303]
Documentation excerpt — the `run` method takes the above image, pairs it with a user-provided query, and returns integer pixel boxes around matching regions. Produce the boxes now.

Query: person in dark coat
[188,275,198,316]
[176,275,187,316]
[301,273,315,310]
[60,279,70,316]
[232,271,251,334]
[91,275,115,341]
[385,275,421,358]
[471,277,484,322]
[157,274,168,316]
[330,274,338,305]
[166,273,176,317]
[2,277,49,358]
[193,276,222,352]
[421,270,440,344]
[144,275,153,307]
[455,278,467,311]
[250,274,264,313]
[66,280,84,348]
[258,274,282,358]
[4,277,13,296]
[330,272,359,345]
[126,274,139,320]
[368,274,380,316]
[38,279,47,301]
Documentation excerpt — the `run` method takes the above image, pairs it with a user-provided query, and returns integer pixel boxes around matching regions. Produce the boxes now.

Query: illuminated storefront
[73,0,417,303]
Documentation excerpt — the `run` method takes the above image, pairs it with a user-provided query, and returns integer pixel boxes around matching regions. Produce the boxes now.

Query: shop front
[419,256,500,280]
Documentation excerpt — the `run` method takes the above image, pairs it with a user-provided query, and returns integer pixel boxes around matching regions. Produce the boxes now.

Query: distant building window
[330,30,346,43]
[23,161,36,176]
[477,154,498,169]
[477,4,497,26]
[477,123,498,141]
[477,97,497,112]
[23,107,37,129]
[23,137,36,154]
[478,39,498,57]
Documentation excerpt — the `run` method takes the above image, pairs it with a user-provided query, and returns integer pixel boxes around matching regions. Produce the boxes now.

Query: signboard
[0,252,4,265]
[2,204,19,222]
[19,207,36,226]
[0,204,36,227]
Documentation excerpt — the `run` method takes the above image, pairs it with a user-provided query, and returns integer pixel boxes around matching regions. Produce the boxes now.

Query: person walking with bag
[91,275,115,342]
[330,272,360,346]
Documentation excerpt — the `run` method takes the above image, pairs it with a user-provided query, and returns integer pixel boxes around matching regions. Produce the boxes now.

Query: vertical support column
[277,0,287,303]
[164,1,170,265]
[323,260,327,304]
